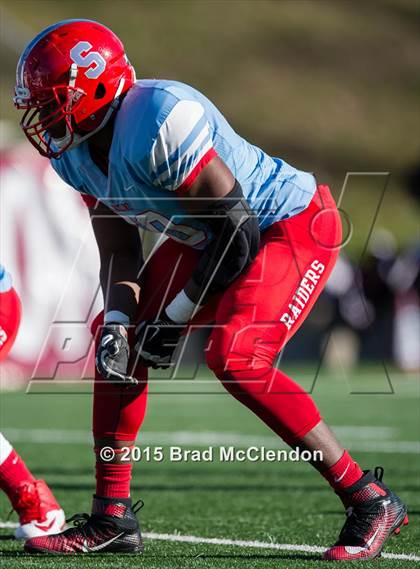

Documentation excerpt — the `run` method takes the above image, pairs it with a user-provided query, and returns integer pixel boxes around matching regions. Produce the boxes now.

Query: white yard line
[0,521,19,529]
[2,428,419,454]
[144,532,420,562]
[0,522,418,562]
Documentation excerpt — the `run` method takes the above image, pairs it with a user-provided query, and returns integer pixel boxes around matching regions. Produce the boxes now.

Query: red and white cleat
[11,479,65,539]
[323,467,408,561]
[24,496,144,554]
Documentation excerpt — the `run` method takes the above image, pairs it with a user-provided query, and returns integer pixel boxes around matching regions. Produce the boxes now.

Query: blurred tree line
[1,0,419,255]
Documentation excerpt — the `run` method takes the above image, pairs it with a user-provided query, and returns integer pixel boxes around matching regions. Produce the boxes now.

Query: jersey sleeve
[149,99,217,193]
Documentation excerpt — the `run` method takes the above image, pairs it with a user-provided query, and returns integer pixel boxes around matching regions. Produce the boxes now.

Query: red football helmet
[14,19,135,159]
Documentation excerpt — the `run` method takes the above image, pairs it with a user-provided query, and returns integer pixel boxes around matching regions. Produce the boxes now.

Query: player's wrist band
[165,289,203,324]
[104,310,130,326]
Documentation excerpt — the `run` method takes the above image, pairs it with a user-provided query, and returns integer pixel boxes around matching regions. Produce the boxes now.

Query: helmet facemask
[15,74,126,159]
[14,79,86,159]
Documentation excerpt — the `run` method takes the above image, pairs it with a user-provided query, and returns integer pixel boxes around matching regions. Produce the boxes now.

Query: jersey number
[134,211,208,248]
[70,41,106,79]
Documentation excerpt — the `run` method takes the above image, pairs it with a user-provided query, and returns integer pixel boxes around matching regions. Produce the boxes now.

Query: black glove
[134,312,183,369]
[96,323,138,386]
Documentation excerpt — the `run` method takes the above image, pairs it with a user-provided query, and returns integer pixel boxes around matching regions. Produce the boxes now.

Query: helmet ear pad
[94,83,106,99]
[76,101,113,133]
[75,82,127,134]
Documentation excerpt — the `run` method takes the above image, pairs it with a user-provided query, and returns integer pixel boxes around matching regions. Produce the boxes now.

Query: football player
[0,265,65,538]
[14,20,408,559]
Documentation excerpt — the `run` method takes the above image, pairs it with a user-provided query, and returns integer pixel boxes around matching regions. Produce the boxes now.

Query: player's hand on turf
[96,324,138,385]
[134,312,183,369]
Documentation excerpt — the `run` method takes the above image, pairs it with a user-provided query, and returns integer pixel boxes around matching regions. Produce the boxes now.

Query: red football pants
[0,287,21,363]
[92,184,341,446]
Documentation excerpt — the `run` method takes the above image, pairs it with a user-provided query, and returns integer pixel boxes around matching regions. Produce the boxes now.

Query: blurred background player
[0,264,20,362]
[0,264,65,538]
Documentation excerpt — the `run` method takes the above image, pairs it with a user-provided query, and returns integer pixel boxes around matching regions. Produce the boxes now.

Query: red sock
[95,454,132,499]
[322,450,364,492]
[0,449,35,501]
[91,311,147,501]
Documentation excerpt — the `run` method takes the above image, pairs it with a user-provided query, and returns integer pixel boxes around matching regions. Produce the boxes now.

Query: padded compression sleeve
[185,180,260,305]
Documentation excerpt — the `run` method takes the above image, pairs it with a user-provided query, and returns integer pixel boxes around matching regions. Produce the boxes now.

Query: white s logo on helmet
[70,41,106,79]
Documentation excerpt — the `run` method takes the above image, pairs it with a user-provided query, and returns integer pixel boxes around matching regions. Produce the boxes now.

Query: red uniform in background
[0,265,65,538]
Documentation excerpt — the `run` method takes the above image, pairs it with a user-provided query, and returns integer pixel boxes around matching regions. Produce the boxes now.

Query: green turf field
[1,367,419,568]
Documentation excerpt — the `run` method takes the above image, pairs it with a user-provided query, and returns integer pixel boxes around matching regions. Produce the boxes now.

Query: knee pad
[206,323,281,383]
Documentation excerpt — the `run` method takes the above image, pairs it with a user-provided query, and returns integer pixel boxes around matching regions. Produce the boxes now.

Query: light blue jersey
[52,80,316,249]
[0,264,12,293]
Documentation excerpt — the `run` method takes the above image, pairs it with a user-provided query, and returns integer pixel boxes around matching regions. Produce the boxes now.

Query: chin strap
[52,75,126,153]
